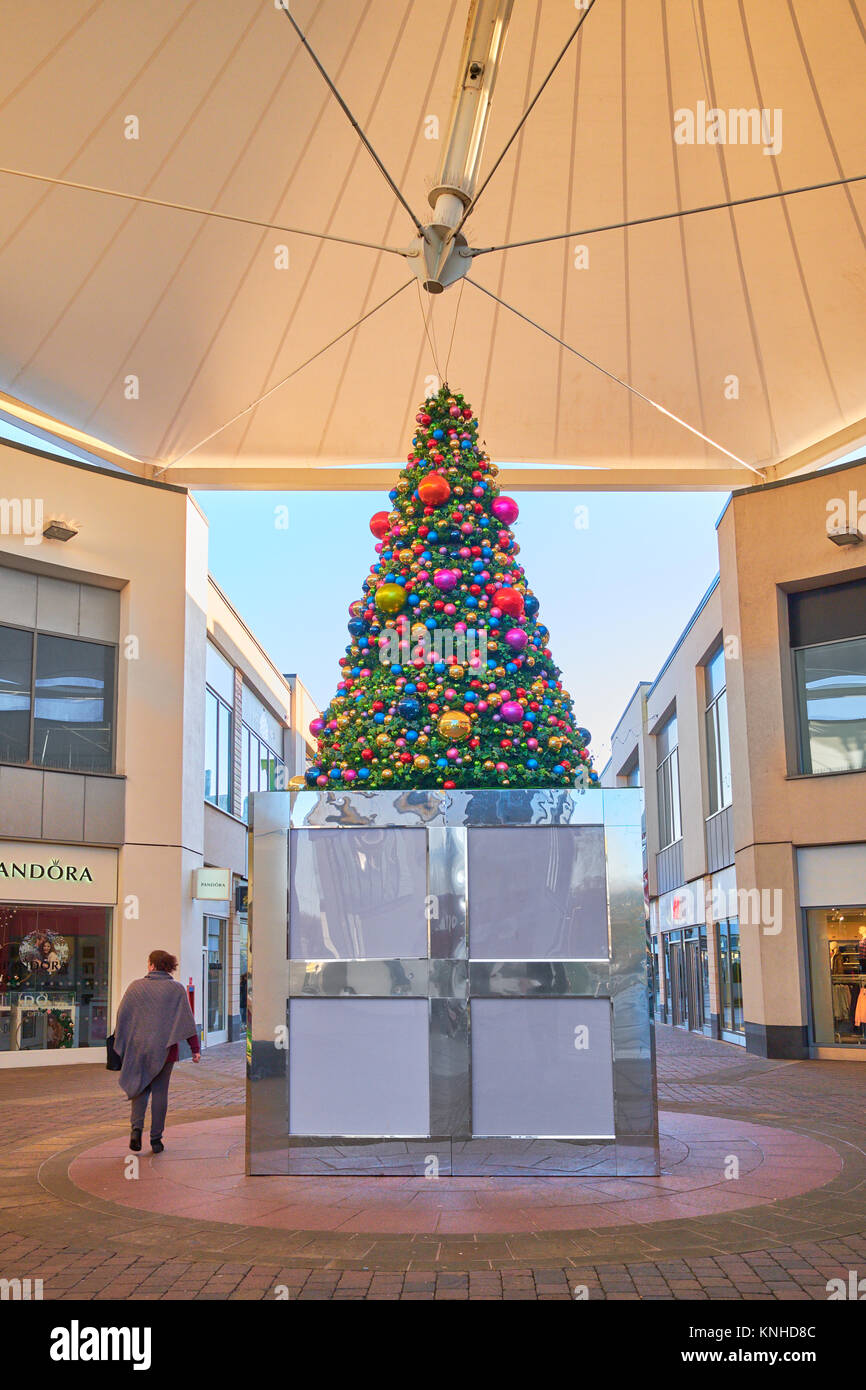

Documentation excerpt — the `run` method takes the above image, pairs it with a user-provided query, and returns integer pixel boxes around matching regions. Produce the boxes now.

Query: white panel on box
[291,828,427,959]
[471,998,615,1136]
[289,999,430,1136]
[468,826,609,958]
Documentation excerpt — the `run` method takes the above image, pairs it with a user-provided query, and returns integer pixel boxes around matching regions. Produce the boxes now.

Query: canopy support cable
[277,1,426,235]
[469,172,866,255]
[154,279,415,475]
[0,166,408,256]
[466,278,766,478]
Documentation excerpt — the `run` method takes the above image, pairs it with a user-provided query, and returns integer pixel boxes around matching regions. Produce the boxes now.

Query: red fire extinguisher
[187,976,195,1013]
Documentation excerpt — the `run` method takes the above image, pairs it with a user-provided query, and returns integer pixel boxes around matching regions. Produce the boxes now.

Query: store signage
[0,843,117,905]
[192,867,231,900]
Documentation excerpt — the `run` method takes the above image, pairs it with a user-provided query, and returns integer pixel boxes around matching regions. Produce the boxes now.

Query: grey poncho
[114,971,197,1099]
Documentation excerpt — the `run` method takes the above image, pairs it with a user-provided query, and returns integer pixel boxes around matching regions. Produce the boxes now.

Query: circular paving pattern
[67,1110,841,1236]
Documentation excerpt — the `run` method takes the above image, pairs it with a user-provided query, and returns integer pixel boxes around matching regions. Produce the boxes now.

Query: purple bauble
[310,717,325,736]
[504,627,528,651]
[492,495,519,525]
[433,568,458,591]
[500,701,524,724]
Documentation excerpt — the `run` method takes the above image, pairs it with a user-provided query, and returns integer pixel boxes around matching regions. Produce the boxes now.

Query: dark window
[0,625,33,763]
[0,624,114,772]
[204,688,233,813]
[790,580,866,775]
[705,644,732,813]
[656,713,681,848]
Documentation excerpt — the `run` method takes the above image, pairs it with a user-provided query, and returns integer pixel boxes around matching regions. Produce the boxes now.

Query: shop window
[0,624,115,772]
[655,712,682,848]
[204,687,233,813]
[705,645,732,813]
[805,907,866,1047]
[0,904,110,1052]
[790,578,866,775]
[717,917,744,1036]
[240,722,286,823]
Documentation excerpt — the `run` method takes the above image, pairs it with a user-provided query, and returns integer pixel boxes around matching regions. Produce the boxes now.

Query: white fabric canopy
[0,0,865,490]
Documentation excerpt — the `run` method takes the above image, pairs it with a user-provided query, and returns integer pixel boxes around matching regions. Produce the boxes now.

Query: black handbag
[105,1033,122,1071]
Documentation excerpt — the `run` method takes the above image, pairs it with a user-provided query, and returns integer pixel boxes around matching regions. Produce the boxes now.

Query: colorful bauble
[504,628,528,651]
[418,475,451,506]
[433,568,458,592]
[437,711,472,742]
[310,717,325,736]
[375,583,407,614]
[287,774,306,791]
[370,511,390,538]
[491,495,519,525]
[500,701,524,724]
[493,586,524,618]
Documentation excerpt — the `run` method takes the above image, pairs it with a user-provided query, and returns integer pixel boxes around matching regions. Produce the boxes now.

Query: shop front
[655,882,711,1037]
[0,842,117,1066]
[799,845,866,1058]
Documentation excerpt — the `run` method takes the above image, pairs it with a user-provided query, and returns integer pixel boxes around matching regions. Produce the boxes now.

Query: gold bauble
[451,665,464,681]
[548,736,563,752]
[482,760,496,773]
[381,768,394,782]
[375,583,407,615]
[437,710,472,742]
[413,754,431,772]
[287,774,306,791]
[376,733,391,747]
[416,733,429,748]
[399,549,414,564]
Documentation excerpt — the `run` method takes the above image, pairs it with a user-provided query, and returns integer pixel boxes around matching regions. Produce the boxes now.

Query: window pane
[0,624,33,763]
[33,635,114,772]
[717,690,732,807]
[205,642,234,704]
[706,645,726,702]
[217,700,232,813]
[656,713,677,761]
[670,748,682,841]
[796,638,866,774]
[706,703,720,815]
[657,764,669,846]
[204,690,218,805]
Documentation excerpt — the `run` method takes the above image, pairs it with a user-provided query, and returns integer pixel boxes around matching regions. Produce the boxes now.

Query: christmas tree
[305,385,598,791]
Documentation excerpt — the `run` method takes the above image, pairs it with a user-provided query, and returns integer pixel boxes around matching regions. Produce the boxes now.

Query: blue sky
[195,487,725,770]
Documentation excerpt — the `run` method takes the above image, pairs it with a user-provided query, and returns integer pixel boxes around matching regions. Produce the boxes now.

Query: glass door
[203,916,227,1046]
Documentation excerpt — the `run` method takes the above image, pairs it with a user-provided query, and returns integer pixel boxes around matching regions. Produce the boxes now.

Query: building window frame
[655,712,682,850]
[704,644,732,815]
[0,618,118,774]
[204,686,234,813]
[792,632,866,777]
[240,721,287,823]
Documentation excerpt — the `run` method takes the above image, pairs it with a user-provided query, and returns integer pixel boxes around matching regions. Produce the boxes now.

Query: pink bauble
[505,628,528,651]
[342,768,357,782]
[500,701,524,724]
[492,496,519,525]
[310,717,325,736]
[433,568,457,591]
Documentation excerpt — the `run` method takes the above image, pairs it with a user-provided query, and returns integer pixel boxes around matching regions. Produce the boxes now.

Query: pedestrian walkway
[1,1026,865,1299]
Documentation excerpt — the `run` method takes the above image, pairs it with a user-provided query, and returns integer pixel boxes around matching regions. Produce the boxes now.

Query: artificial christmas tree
[305,385,598,791]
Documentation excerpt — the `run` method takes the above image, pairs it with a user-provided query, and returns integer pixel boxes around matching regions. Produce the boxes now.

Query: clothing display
[830,942,866,1043]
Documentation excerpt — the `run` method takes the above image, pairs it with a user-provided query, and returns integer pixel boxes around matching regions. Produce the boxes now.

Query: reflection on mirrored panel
[290,827,427,959]
[289,998,430,1137]
[471,998,615,1137]
[467,826,608,959]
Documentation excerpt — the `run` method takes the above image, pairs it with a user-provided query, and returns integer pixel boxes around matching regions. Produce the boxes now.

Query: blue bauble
[329,768,343,781]
[524,594,539,617]
[396,697,421,720]
[526,758,539,770]
[305,768,320,786]
[576,727,591,743]
[347,618,366,638]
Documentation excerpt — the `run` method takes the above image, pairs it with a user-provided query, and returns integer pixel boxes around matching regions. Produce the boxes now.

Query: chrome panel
[469,961,610,997]
[289,959,428,997]
[246,787,657,1178]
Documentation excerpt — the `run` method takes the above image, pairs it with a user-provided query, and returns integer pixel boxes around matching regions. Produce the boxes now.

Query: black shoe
[151,1139,165,1154]
[129,1128,142,1152]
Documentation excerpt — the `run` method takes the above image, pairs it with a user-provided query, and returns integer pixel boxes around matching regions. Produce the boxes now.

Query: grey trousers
[130,1056,175,1140]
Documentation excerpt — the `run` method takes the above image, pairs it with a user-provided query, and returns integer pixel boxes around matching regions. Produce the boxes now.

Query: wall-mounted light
[827,524,863,547]
[42,520,78,542]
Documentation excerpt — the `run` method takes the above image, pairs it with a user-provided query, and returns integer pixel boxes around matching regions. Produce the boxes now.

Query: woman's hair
[148,949,179,973]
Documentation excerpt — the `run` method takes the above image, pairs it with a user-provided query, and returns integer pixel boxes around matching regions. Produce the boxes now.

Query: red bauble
[370,511,390,539]
[418,474,451,506]
[493,586,525,618]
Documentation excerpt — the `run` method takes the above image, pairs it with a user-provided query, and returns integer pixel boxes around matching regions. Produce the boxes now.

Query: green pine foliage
[306,386,597,791]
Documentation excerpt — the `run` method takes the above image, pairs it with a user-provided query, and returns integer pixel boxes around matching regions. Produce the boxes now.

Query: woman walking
[114,949,200,1153]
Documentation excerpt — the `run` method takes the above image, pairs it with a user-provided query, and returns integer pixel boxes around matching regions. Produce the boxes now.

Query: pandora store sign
[0,842,118,905]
